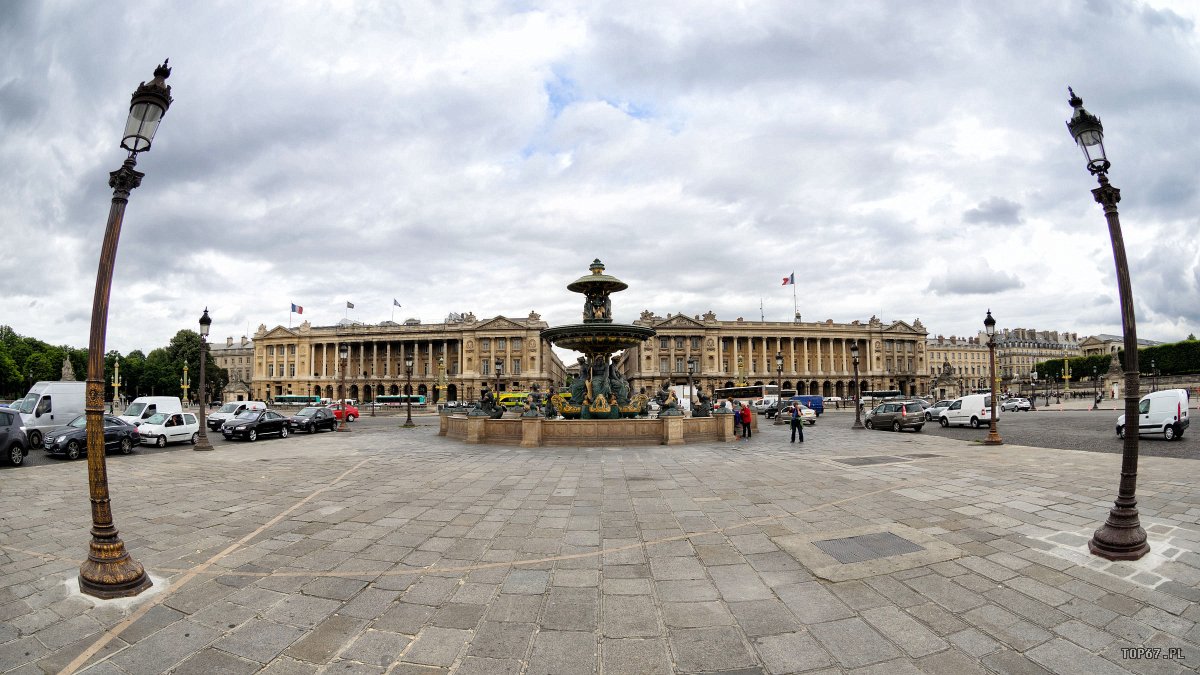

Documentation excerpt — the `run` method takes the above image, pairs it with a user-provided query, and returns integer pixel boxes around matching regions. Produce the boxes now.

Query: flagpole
[793,282,798,319]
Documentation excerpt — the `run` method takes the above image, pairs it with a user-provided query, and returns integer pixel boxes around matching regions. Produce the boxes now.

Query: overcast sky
[2,1,1198,357]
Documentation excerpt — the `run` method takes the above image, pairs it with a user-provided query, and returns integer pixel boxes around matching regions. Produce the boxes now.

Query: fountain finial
[590,259,605,275]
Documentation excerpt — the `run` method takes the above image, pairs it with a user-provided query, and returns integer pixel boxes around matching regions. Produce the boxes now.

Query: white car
[1001,398,1031,412]
[1117,389,1189,441]
[924,399,955,421]
[779,404,817,425]
[137,412,200,447]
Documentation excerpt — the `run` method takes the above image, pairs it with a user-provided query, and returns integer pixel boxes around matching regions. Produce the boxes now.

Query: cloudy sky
[2,0,1198,357]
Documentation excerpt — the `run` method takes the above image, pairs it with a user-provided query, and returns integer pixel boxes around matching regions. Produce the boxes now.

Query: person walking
[789,402,804,443]
[740,402,753,439]
[732,399,743,438]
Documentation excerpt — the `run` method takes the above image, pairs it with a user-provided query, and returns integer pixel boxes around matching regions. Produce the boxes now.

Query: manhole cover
[832,456,907,466]
[813,532,925,563]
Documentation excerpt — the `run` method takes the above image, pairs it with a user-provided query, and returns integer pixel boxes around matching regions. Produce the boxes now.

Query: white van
[938,393,998,428]
[119,396,183,427]
[1117,389,1190,441]
[14,381,87,449]
[206,400,267,431]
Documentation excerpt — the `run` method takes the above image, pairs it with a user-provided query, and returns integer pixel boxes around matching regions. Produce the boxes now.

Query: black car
[287,406,337,433]
[1,408,29,466]
[44,414,140,460]
[222,409,290,441]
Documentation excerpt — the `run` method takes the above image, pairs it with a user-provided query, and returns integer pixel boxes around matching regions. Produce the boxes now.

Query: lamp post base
[852,421,864,429]
[79,542,152,599]
[983,431,1003,445]
[1089,510,1150,560]
[194,430,213,451]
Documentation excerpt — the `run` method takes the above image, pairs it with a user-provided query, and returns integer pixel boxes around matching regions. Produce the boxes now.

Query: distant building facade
[925,335,991,398]
[614,311,929,398]
[209,335,254,402]
[249,312,568,404]
[1078,333,1162,356]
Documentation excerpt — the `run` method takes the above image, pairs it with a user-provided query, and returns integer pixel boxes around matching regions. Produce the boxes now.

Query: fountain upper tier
[540,258,656,353]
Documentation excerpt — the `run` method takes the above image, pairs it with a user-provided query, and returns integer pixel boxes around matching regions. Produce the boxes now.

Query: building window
[289,344,296,355]
[660,357,668,373]
[512,360,521,375]
[675,358,684,372]
[512,338,522,350]
[496,338,505,349]
[691,337,700,349]
[268,364,274,377]
[481,338,490,350]
[268,346,275,356]
[289,364,295,377]
[675,337,684,349]
[482,361,490,375]
[660,338,669,349]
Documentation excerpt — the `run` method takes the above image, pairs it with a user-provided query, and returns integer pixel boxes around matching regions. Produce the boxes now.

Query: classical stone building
[209,335,254,402]
[925,335,991,399]
[1079,333,1161,357]
[250,312,568,404]
[614,312,929,398]
[987,328,1080,387]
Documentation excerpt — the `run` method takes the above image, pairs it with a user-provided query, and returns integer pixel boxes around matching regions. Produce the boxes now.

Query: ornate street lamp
[1150,359,1157,392]
[195,308,213,451]
[180,364,190,405]
[337,343,350,432]
[687,357,697,413]
[1067,88,1148,560]
[983,310,1002,445]
[1029,370,1038,411]
[774,351,785,425]
[111,356,122,412]
[851,342,863,429]
[495,358,503,396]
[403,353,415,428]
[79,61,173,599]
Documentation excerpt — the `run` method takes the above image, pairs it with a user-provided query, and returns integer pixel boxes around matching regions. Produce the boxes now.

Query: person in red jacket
[740,403,753,439]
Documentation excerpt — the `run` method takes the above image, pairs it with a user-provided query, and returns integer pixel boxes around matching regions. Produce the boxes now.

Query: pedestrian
[732,399,743,437]
[790,402,804,443]
[740,402,752,439]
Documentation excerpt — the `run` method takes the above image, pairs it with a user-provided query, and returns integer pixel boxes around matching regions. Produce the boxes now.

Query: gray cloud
[963,197,1023,226]
[926,261,1025,296]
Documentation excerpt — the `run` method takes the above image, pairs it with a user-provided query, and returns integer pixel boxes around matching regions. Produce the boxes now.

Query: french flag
[291,303,303,314]
[782,273,795,286]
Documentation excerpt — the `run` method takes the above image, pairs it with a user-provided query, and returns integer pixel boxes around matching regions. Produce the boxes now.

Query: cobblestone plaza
[1,414,1198,673]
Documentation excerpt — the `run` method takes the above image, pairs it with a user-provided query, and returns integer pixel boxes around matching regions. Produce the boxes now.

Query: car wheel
[248,429,257,442]
[66,440,82,460]
[1116,425,1124,439]
[190,432,198,445]
[347,414,356,423]
[939,417,949,427]
[280,426,289,439]
[971,417,982,429]
[309,424,316,433]
[28,430,42,449]
[120,437,132,454]
[865,420,873,429]
[892,421,902,432]
[925,412,932,421]
[8,444,23,466]
[1164,425,1176,441]
[156,435,167,448]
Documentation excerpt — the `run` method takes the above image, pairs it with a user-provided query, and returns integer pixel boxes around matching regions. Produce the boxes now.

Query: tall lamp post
[774,352,785,425]
[1029,370,1038,411]
[111,356,122,412]
[195,309,213,451]
[687,357,697,415]
[1067,88,1148,560]
[495,358,503,395]
[851,342,863,429]
[403,353,415,428]
[337,343,349,432]
[983,310,1003,445]
[1150,359,1157,392]
[79,62,173,599]
[180,364,190,406]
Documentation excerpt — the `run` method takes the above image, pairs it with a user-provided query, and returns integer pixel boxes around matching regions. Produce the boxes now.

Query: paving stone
[467,621,535,660]
[403,626,471,667]
[753,631,835,674]
[669,626,758,672]
[213,617,307,663]
[915,647,991,674]
[728,599,801,637]
[949,627,1001,657]
[776,582,855,624]
[485,593,543,623]
[860,605,949,657]
[662,600,735,628]
[602,638,672,675]
[109,620,223,675]
[603,594,660,637]
[265,594,341,629]
[284,614,369,664]
[1052,619,1117,651]
[655,579,721,602]
[542,587,598,632]
[430,602,486,630]
[372,602,436,634]
[339,628,411,667]
[809,617,902,669]
[527,630,597,675]
[979,649,1054,675]
[455,656,523,675]
[1027,638,1130,675]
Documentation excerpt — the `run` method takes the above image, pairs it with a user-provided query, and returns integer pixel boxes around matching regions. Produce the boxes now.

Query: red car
[330,404,360,422]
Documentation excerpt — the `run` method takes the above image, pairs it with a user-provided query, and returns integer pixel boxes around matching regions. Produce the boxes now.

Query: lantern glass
[199,308,211,337]
[984,310,996,337]
[121,101,165,153]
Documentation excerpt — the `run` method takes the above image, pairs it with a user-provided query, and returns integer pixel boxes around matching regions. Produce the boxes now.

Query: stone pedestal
[520,417,543,447]
[662,415,684,445]
[714,410,736,442]
[465,415,487,444]
[438,412,450,436]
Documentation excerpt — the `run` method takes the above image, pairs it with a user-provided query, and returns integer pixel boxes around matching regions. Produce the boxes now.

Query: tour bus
[713,385,779,409]
[497,392,531,409]
[274,394,320,406]
[377,394,427,407]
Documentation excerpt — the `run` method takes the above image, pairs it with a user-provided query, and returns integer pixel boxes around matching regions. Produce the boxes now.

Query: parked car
[221,409,291,442]
[938,394,997,428]
[330,403,360,422]
[206,400,268,431]
[0,407,29,466]
[287,406,338,433]
[778,404,817,425]
[14,380,86,449]
[924,400,954,421]
[137,412,200,447]
[1001,397,1032,412]
[1117,389,1190,441]
[118,396,183,427]
[864,401,925,432]
[44,414,140,460]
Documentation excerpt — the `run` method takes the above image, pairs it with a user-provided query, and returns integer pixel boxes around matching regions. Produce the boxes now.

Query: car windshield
[234,410,260,420]
[14,394,37,414]
[217,403,241,413]
[904,403,923,413]
[296,407,320,417]
[124,402,147,417]
[67,415,87,429]
[144,413,169,424]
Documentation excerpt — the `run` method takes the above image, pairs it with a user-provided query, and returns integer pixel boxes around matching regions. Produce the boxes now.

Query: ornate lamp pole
[495,358,503,395]
[79,61,173,599]
[687,357,697,415]
[736,355,747,387]
[1067,88,1148,560]
[1150,359,1157,392]
[111,356,122,412]
[1029,370,1038,411]
[337,343,349,432]
[195,309,213,451]
[851,342,864,429]
[983,310,1003,445]
[774,351,785,425]
[180,364,190,406]
[403,353,415,428]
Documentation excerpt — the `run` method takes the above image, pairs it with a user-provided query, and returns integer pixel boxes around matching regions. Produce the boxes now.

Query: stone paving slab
[0,421,1198,673]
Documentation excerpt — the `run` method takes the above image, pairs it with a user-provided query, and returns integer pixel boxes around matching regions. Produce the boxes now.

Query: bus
[497,392,531,409]
[713,385,780,407]
[377,394,427,406]
[274,395,320,406]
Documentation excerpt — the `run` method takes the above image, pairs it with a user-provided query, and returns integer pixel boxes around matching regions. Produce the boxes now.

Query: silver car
[924,399,954,421]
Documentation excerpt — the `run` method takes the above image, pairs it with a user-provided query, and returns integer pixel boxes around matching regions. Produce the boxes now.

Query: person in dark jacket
[789,402,805,443]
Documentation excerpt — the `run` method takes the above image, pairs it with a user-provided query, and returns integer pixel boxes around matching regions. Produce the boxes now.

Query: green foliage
[1034,353,1114,382]
[1036,338,1200,381]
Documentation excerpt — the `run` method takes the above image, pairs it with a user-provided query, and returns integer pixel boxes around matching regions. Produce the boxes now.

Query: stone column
[520,416,543,447]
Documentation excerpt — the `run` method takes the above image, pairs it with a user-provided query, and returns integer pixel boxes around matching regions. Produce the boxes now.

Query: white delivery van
[1116,389,1190,441]
[14,381,86,449]
[206,400,267,431]
[118,396,183,427]
[938,393,998,428]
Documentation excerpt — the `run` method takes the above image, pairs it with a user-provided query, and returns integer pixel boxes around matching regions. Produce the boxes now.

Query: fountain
[540,260,655,418]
